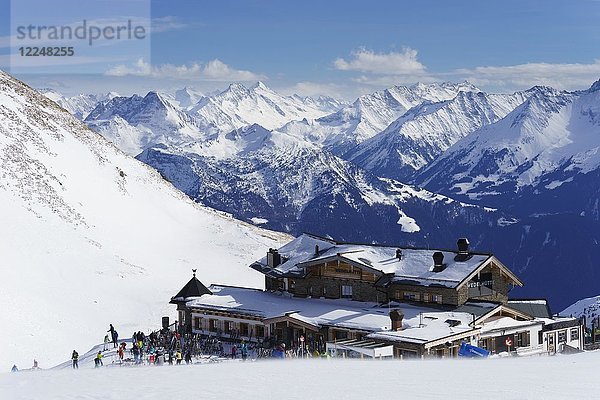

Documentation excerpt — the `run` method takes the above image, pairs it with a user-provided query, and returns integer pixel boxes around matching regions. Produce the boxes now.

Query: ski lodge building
[171,233,583,358]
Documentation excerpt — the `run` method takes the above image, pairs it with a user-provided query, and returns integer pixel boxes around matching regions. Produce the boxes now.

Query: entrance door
[548,333,555,353]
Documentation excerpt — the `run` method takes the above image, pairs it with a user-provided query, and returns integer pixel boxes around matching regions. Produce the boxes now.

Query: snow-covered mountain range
[40,77,600,311]
[0,71,288,371]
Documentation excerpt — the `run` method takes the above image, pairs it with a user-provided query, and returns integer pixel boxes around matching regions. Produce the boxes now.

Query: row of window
[196,317,265,338]
[394,290,443,304]
[558,328,579,343]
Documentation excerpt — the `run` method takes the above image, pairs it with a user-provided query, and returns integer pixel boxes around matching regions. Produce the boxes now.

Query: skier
[231,344,237,359]
[241,340,248,361]
[103,334,110,351]
[175,349,183,365]
[95,351,103,367]
[107,324,117,348]
[11,365,18,372]
[32,359,39,369]
[118,344,124,363]
[132,343,140,364]
[71,350,79,369]
[112,330,119,348]
[184,349,192,364]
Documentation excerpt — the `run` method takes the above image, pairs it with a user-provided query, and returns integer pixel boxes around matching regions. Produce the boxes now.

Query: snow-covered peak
[417,83,600,202]
[174,87,204,109]
[39,88,117,120]
[344,89,530,180]
[587,79,600,93]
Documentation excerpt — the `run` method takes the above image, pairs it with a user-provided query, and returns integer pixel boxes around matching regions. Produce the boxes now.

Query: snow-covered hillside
[0,71,289,371]
[562,295,600,326]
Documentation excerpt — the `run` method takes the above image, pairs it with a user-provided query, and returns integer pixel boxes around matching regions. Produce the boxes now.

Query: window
[290,280,296,290]
[341,285,353,299]
[558,330,567,343]
[570,328,579,341]
[256,325,265,338]
[403,291,419,301]
[334,330,348,340]
[322,286,327,297]
[240,323,249,337]
[516,331,530,347]
[478,338,488,350]
[224,321,233,333]
[209,319,218,332]
[423,293,430,303]
[194,317,201,330]
[432,294,442,304]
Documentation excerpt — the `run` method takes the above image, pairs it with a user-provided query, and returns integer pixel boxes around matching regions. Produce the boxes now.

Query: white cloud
[284,81,347,99]
[151,16,188,33]
[334,48,426,75]
[334,47,600,91]
[453,60,600,90]
[105,59,265,81]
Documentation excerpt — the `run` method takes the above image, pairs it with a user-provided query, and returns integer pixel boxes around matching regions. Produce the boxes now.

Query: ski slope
[1,351,598,399]
[0,71,289,371]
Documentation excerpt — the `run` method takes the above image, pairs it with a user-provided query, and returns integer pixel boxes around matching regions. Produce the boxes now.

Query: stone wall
[293,276,385,302]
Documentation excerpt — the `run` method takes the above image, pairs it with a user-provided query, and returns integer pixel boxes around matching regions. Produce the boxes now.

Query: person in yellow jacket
[175,350,183,365]
[94,351,103,367]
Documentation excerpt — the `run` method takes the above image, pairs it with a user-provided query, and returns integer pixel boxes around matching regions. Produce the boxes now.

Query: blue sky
[2,0,600,98]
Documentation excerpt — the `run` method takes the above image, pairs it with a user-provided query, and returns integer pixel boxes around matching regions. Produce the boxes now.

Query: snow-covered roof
[186,285,477,341]
[367,310,475,345]
[186,285,392,332]
[250,233,499,288]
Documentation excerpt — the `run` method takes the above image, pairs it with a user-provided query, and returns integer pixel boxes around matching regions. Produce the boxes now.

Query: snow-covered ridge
[417,82,600,203]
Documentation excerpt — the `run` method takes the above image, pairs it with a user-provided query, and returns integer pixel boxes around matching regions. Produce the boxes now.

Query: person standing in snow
[107,324,117,348]
[71,350,79,369]
[103,334,110,351]
[175,349,182,365]
[11,365,18,372]
[241,340,248,361]
[231,344,237,359]
[95,351,103,367]
[112,330,119,348]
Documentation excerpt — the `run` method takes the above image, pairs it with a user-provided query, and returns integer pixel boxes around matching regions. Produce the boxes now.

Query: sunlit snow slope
[0,71,289,371]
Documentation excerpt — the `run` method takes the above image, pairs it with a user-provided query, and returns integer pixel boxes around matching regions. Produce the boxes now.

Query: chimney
[457,238,470,255]
[395,249,403,260]
[390,309,404,331]
[315,244,320,255]
[267,248,281,268]
[432,251,445,272]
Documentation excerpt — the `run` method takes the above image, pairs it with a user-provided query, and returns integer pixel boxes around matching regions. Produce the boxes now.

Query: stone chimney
[457,238,470,255]
[267,248,281,268]
[390,309,404,331]
[432,251,445,272]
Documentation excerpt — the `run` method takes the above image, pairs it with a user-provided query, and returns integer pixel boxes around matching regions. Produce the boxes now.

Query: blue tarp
[458,342,490,358]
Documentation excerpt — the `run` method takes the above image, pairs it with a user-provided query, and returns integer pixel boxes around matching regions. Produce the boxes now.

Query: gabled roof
[507,299,552,319]
[170,276,212,303]
[250,233,520,289]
